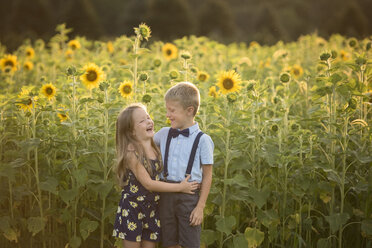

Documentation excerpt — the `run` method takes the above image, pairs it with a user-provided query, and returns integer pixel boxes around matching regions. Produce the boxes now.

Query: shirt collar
[188,122,200,135]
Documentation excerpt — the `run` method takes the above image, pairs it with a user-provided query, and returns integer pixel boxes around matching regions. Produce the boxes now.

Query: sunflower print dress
[113,157,161,242]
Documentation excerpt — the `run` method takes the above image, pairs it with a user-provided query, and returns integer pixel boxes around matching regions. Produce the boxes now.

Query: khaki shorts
[159,191,201,248]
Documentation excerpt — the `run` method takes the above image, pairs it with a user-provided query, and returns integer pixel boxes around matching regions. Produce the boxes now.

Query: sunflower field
[0,23,371,248]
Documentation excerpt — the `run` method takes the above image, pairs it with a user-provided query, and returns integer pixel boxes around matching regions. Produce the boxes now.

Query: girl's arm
[127,152,199,194]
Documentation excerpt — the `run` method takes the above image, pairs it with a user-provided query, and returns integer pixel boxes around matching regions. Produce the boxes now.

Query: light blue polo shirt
[154,123,214,183]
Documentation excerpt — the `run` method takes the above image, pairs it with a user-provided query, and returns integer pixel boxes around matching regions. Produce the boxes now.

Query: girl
[113,103,199,248]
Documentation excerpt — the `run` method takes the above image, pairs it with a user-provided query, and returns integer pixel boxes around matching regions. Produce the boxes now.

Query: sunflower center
[222,78,234,90]
[27,51,31,56]
[46,87,53,95]
[166,49,172,56]
[293,69,300,75]
[27,99,32,105]
[123,85,132,94]
[199,74,206,81]
[5,60,14,67]
[86,70,98,82]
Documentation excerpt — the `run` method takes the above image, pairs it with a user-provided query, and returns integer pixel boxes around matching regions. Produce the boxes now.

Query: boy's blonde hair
[165,82,200,116]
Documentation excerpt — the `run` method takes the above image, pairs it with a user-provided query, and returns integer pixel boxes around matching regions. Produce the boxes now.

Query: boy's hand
[189,206,204,226]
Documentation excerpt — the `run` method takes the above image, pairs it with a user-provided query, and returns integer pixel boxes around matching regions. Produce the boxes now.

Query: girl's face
[132,107,154,141]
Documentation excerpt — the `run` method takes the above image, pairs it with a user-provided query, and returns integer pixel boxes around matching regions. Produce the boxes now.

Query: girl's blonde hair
[114,103,162,188]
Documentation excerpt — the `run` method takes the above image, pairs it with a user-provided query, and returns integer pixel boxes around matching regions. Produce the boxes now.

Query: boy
[154,82,214,248]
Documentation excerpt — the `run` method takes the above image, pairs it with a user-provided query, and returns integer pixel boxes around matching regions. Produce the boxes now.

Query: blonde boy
[154,82,214,248]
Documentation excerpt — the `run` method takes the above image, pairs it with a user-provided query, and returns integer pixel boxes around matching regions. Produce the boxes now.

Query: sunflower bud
[66,66,77,76]
[153,59,162,67]
[246,80,255,91]
[355,56,367,67]
[169,70,179,79]
[320,52,331,61]
[180,50,192,60]
[348,38,357,48]
[139,73,149,81]
[291,123,300,132]
[134,23,151,41]
[366,41,371,51]
[331,50,338,59]
[227,93,237,103]
[279,72,291,83]
[99,81,110,91]
[190,66,198,74]
[347,98,358,110]
[142,94,152,103]
[271,124,279,132]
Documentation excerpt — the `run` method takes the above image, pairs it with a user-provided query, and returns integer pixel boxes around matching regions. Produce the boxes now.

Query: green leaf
[361,219,372,236]
[73,168,88,186]
[224,174,250,187]
[27,217,46,236]
[59,188,78,204]
[317,238,330,248]
[39,176,59,194]
[247,187,270,209]
[201,229,218,246]
[93,181,114,200]
[257,209,280,228]
[330,73,342,84]
[325,213,349,233]
[79,218,99,240]
[69,236,82,248]
[233,233,248,248]
[215,215,236,235]
[244,227,265,248]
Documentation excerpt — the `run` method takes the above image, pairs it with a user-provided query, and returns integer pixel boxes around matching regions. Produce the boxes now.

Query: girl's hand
[179,175,200,194]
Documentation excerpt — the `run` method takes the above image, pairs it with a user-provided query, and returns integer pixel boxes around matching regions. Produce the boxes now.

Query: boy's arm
[189,164,212,226]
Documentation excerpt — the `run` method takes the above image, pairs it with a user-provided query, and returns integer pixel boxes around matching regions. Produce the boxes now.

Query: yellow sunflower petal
[216,70,242,94]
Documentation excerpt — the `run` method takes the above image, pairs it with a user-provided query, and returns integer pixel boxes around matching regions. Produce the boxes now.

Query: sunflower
[107,41,114,53]
[290,64,304,79]
[80,63,104,90]
[118,81,133,98]
[17,88,37,112]
[339,50,350,61]
[25,47,35,59]
[41,83,57,100]
[162,43,178,61]
[1,54,18,73]
[68,39,81,50]
[208,86,219,98]
[216,70,242,94]
[65,49,73,60]
[57,113,68,122]
[197,71,210,82]
[23,61,34,71]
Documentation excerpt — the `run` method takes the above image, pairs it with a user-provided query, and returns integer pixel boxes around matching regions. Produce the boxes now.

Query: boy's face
[166,100,194,130]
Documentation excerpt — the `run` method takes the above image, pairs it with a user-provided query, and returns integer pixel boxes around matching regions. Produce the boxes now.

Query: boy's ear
[186,106,195,116]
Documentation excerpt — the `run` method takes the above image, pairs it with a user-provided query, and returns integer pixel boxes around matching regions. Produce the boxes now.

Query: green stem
[219,102,231,248]
[133,35,140,97]
[338,117,348,248]
[32,100,46,248]
[100,89,109,248]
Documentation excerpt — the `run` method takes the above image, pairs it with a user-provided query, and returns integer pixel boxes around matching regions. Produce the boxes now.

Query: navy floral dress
[112,157,161,242]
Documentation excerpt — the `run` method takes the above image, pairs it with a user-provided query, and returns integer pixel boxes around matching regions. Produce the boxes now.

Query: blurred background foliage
[0,0,371,51]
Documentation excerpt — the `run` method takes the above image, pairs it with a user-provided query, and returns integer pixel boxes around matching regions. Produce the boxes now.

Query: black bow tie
[170,128,189,138]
